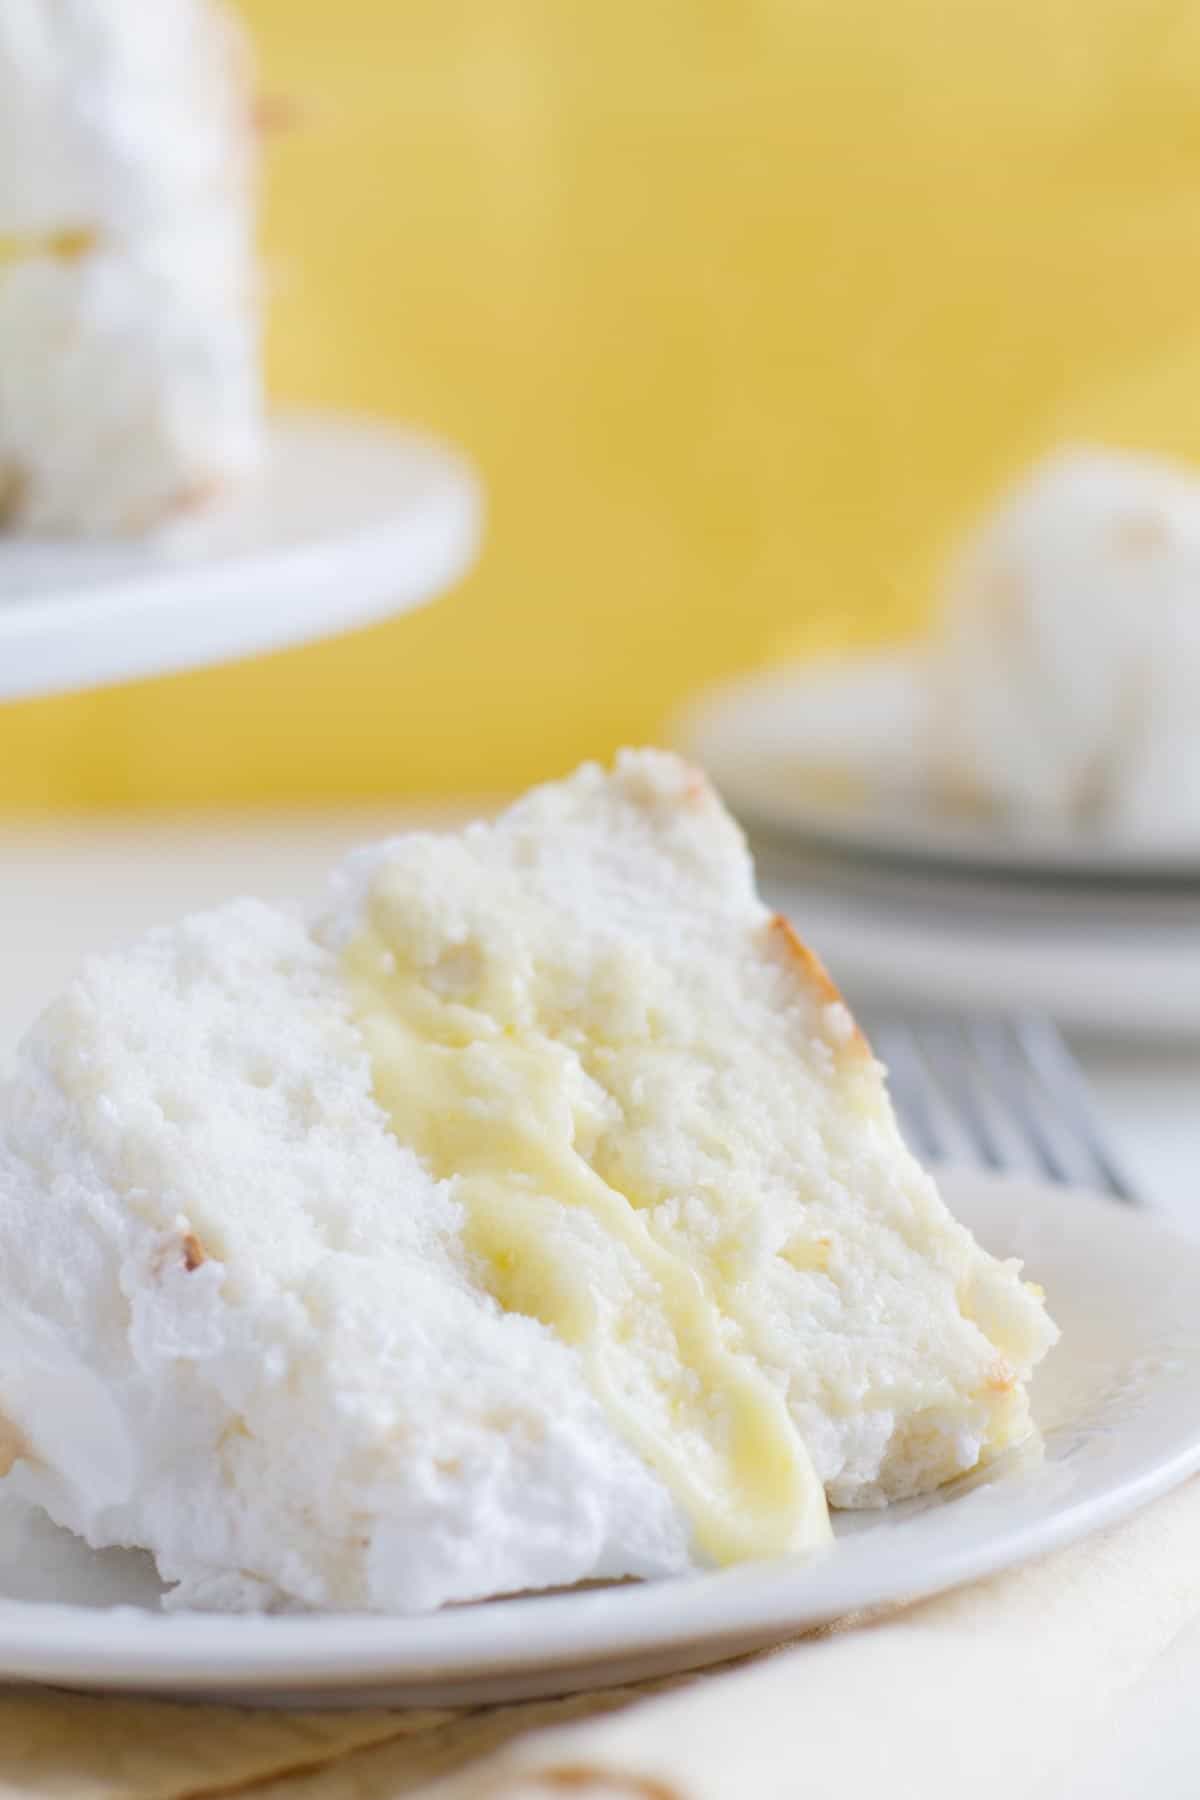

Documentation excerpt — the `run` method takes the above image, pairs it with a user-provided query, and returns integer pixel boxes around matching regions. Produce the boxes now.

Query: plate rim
[678,653,1200,885]
[0,412,483,704]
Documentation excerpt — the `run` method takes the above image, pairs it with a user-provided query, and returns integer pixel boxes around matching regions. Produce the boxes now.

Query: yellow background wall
[4,0,1200,807]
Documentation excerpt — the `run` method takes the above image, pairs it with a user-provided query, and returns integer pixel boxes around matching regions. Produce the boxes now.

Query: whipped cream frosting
[0,0,262,533]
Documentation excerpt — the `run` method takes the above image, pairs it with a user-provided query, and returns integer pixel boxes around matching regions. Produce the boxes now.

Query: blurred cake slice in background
[927,447,1200,845]
[0,0,262,535]
[678,443,1200,856]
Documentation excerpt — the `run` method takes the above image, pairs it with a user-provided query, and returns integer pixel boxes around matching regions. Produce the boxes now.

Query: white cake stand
[0,413,482,701]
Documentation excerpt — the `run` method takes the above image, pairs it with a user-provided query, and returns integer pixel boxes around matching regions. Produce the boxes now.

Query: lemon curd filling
[343,871,831,1565]
[0,227,95,269]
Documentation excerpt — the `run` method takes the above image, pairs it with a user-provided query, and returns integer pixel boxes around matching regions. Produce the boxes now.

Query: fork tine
[870,1020,947,1163]
[906,1018,1008,1172]
[1011,1015,1139,1204]
[863,1005,1139,1205]
[964,1016,1074,1188]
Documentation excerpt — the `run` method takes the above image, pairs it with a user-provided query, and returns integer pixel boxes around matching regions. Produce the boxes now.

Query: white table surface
[3,808,1196,1228]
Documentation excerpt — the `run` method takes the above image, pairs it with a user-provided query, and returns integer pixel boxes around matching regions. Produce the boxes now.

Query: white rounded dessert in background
[927,447,1200,845]
[0,0,262,534]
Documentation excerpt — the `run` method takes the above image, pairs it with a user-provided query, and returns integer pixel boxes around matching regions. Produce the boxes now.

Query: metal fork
[863,1009,1139,1204]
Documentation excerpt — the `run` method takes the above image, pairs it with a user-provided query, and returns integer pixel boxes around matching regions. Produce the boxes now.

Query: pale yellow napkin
[4,1477,1198,1800]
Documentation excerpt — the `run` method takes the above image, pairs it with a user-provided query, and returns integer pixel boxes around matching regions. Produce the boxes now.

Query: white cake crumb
[822,1001,856,1047]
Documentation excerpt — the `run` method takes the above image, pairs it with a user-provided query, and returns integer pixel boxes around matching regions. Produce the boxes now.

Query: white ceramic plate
[1,1170,1198,1707]
[0,413,482,702]
[676,653,1200,883]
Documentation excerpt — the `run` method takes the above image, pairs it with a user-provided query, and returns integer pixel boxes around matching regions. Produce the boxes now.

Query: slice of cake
[0,752,1056,1612]
[0,0,261,533]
